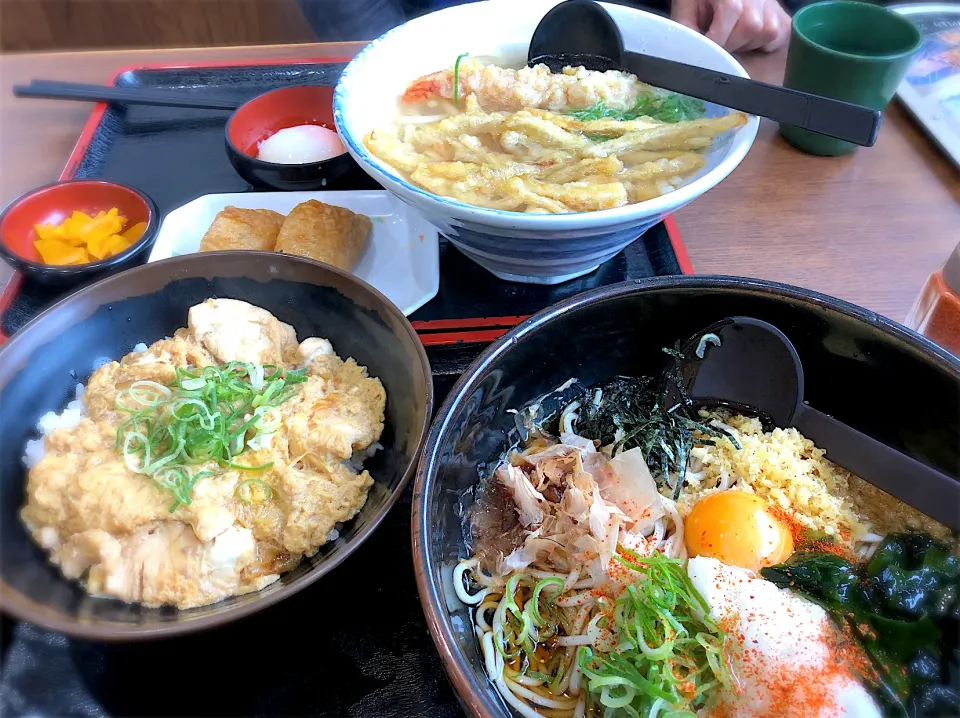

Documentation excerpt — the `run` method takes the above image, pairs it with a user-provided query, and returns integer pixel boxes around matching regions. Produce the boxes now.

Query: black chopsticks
[13,80,241,111]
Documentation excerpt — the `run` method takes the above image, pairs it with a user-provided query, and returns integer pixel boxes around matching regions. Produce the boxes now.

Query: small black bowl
[0,251,433,639]
[0,180,159,287]
[413,276,960,718]
[225,85,354,191]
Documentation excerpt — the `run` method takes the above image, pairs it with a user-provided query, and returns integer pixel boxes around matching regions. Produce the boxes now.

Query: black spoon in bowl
[672,316,959,530]
[527,0,882,146]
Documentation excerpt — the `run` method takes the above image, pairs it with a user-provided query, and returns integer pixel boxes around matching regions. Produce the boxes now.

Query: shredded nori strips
[574,345,740,499]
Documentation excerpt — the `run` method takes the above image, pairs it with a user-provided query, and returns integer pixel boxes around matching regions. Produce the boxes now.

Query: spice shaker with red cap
[905,242,960,356]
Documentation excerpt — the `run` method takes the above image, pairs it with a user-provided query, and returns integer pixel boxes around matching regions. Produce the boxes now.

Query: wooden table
[1,42,958,322]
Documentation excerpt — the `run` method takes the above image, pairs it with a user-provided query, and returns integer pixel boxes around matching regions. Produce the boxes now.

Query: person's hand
[671,0,791,53]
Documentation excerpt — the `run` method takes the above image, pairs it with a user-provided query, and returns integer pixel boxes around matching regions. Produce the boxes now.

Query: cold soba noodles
[453,344,959,718]
[364,58,746,214]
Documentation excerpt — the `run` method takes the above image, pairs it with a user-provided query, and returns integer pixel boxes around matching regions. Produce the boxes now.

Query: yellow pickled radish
[86,233,112,260]
[122,221,148,243]
[105,234,134,256]
[32,206,141,265]
[70,248,93,265]
[60,211,92,238]
[34,224,64,242]
[79,213,123,243]
[34,239,87,265]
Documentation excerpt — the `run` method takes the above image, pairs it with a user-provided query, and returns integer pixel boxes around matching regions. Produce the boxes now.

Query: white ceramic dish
[147,190,440,315]
[333,0,759,285]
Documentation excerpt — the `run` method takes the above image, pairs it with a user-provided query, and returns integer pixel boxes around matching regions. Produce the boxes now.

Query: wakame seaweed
[573,346,739,499]
[762,534,960,717]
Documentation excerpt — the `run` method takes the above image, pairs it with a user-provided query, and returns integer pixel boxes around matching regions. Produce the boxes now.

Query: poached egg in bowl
[257,125,345,165]
[688,556,882,718]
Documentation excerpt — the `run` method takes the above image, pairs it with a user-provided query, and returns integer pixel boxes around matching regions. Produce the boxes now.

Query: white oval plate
[147,190,440,316]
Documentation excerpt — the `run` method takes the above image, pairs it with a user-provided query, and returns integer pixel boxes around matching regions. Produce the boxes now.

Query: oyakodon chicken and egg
[21,298,386,609]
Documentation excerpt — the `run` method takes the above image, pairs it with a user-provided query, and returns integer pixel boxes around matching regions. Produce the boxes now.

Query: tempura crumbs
[675,413,868,547]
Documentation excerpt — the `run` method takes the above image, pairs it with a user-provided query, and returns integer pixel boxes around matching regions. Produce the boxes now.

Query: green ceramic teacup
[780,0,922,156]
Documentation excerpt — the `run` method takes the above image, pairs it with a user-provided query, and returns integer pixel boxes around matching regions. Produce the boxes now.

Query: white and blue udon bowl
[334,0,759,284]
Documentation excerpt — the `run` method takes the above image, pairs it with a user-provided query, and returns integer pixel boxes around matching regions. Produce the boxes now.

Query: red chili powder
[706,598,876,717]
[766,504,855,560]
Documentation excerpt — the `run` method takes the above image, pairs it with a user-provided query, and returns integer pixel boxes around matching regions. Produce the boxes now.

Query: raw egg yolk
[684,492,794,572]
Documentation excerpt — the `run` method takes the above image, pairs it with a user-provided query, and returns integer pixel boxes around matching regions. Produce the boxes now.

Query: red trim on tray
[664,215,694,275]
[0,52,116,344]
[411,218,695,341]
[0,271,22,343]
[419,328,512,346]
[61,104,109,181]
[412,315,530,332]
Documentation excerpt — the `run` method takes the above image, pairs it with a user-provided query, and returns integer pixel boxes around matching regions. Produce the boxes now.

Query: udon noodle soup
[364,58,747,214]
[453,343,959,718]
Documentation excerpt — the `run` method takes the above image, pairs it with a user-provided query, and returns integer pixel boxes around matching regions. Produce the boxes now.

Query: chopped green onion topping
[237,478,273,504]
[115,362,307,511]
[453,52,469,108]
[525,576,563,627]
[580,550,730,715]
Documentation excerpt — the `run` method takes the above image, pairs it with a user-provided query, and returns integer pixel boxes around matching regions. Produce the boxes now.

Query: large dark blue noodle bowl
[412,276,960,718]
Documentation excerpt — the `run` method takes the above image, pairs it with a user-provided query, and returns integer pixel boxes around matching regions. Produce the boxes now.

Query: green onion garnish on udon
[453,52,469,109]
[114,362,308,511]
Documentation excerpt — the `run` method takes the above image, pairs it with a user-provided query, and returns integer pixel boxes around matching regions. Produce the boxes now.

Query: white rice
[23,384,88,469]
[326,523,345,542]
[329,442,383,543]
[22,343,148,470]
[346,441,383,472]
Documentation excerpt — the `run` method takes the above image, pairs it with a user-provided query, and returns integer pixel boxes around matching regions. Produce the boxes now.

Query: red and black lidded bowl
[0,179,159,287]
[225,85,354,191]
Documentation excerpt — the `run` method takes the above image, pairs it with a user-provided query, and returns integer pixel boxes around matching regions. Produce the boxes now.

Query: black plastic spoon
[527,0,882,146]
[675,317,959,530]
